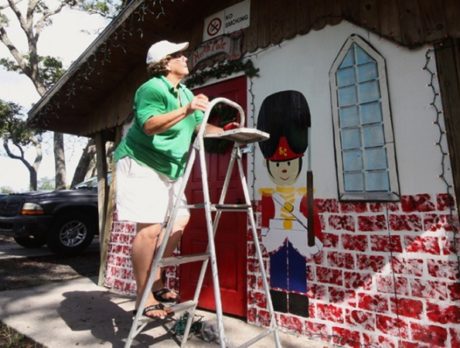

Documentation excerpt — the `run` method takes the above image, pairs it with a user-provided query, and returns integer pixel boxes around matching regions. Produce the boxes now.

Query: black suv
[0,177,101,255]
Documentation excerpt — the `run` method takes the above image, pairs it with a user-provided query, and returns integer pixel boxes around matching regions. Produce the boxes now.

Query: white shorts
[116,157,190,224]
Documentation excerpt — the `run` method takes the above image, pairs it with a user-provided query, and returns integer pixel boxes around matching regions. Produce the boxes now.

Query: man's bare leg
[152,215,190,301]
[132,222,168,318]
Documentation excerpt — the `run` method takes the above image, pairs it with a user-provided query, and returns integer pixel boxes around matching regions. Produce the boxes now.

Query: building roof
[28,0,460,136]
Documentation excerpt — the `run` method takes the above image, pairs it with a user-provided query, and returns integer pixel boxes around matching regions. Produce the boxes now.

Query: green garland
[186,59,259,89]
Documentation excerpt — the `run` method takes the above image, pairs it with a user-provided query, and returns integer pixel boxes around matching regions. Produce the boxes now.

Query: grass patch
[0,322,45,348]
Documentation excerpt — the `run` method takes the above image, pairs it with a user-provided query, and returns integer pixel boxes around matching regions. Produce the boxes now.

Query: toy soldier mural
[257,90,323,317]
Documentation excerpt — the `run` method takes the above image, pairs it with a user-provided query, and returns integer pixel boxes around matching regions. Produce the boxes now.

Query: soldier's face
[267,158,300,186]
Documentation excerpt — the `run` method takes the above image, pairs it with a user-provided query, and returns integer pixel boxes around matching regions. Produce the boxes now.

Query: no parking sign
[203,0,250,41]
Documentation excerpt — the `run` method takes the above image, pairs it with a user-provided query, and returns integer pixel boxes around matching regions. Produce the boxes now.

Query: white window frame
[329,34,400,201]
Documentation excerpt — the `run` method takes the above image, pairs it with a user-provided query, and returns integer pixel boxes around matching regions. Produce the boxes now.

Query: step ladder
[124,97,281,348]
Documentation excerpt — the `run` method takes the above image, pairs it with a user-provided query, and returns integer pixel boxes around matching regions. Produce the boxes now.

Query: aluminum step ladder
[124,97,281,348]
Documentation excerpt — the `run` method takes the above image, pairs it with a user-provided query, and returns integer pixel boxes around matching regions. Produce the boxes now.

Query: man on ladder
[114,40,225,320]
[117,39,280,348]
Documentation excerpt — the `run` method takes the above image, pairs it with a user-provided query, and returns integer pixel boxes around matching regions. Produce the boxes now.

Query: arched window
[330,34,399,201]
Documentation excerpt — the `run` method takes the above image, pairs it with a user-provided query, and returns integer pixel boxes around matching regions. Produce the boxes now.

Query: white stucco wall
[248,20,453,199]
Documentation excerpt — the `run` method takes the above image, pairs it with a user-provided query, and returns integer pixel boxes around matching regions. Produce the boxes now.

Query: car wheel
[47,211,96,256]
[14,235,47,248]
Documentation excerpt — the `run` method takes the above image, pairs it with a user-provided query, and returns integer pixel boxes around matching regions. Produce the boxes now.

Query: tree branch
[0,26,30,75]
[7,0,28,34]
[0,0,22,11]
[3,139,24,161]
[26,0,40,33]
[31,134,42,172]
[34,2,66,36]
[27,0,39,15]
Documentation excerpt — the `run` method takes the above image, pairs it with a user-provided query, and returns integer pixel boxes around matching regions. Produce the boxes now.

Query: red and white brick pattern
[103,193,459,347]
[103,212,179,296]
[103,214,137,295]
[248,193,460,348]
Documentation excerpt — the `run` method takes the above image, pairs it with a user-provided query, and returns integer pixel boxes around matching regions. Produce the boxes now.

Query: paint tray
[204,127,269,144]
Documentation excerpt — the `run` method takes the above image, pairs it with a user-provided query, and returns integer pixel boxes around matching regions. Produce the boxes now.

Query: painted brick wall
[248,193,460,348]
[104,192,459,347]
[103,213,178,296]
[103,213,137,295]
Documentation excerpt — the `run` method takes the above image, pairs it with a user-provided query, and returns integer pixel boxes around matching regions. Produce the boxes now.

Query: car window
[74,177,98,190]
[73,173,112,190]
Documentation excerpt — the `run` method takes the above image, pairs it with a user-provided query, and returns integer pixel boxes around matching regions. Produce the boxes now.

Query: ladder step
[160,253,210,267]
[183,203,251,211]
[169,300,197,314]
[214,203,251,211]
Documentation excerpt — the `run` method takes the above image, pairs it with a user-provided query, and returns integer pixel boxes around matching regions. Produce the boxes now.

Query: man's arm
[143,94,209,135]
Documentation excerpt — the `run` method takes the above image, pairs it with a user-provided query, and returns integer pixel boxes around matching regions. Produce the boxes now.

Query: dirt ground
[0,236,100,291]
[0,252,100,291]
[0,235,101,347]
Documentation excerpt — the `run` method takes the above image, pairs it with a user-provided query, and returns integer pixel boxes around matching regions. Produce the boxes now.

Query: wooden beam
[98,126,123,286]
[94,131,109,286]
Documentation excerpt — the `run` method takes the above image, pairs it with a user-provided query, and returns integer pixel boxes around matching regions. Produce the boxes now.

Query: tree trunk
[31,136,43,190]
[71,138,96,187]
[54,132,66,189]
[3,139,40,191]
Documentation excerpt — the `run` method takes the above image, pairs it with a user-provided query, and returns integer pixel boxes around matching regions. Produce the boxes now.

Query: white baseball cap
[146,40,189,65]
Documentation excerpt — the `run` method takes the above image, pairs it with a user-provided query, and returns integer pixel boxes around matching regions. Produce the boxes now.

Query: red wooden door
[180,76,247,317]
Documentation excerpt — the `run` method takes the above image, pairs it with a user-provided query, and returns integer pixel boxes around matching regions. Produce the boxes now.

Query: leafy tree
[38,176,54,190]
[0,99,42,190]
[0,0,123,189]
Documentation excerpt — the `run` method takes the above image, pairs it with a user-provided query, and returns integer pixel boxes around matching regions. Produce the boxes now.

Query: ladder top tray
[204,127,269,144]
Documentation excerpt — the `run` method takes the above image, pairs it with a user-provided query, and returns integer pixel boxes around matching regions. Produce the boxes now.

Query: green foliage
[0,58,21,73]
[39,56,65,89]
[0,12,8,27]
[0,100,39,146]
[25,0,122,18]
[187,59,259,89]
[38,177,55,190]
[0,55,64,89]
[76,0,124,18]
[0,186,14,193]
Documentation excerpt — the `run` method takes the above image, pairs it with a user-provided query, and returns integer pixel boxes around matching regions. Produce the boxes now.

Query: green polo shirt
[114,76,203,179]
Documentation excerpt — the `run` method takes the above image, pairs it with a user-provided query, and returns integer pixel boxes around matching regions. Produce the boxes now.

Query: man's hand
[187,94,209,114]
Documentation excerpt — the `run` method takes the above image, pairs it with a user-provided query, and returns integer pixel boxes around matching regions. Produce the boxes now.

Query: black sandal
[133,303,172,319]
[153,288,179,303]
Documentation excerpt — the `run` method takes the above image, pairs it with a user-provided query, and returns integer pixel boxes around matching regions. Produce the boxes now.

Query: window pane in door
[344,172,364,191]
[366,171,390,191]
[337,67,355,87]
[341,128,361,149]
[339,106,359,127]
[357,62,377,82]
[340,48,354,68]
[363,125,385,147]
[365,148,388,170]
[343,149,363,171]
[338,86,357,106]
[356,45,373,65]
[361,102,382,124]
[358,81,380,103]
